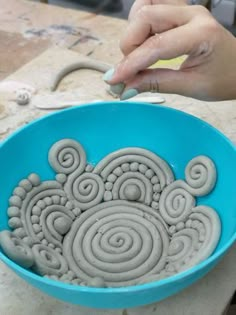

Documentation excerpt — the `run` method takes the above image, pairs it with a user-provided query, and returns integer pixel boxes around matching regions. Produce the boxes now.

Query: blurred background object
[37,0,236,33]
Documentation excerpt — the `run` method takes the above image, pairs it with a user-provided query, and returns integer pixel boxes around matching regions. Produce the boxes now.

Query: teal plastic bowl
[0,102,235,309]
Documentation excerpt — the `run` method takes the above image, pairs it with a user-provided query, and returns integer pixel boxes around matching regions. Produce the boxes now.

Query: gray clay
[159,180,196,225]
[1,138,220,288]
[16,89,31,105]
[7,176,76,249]
[51,60,111,91]
[123,184,141,201]
[62,200,169,287]
[32,244,68,276]
[93,147,175,190]
[184,156,217,196]
[88,276,106,288]
[64,172,105,210]
[0,231,34,268]
[48,139,86,175]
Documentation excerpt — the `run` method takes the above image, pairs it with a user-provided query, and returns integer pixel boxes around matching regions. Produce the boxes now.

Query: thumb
[120,68,206,100]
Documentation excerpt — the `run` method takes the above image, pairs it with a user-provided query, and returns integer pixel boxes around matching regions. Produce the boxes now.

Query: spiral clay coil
[0,139,221,288]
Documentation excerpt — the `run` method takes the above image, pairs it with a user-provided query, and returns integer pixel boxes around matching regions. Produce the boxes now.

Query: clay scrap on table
[0,139,221,288]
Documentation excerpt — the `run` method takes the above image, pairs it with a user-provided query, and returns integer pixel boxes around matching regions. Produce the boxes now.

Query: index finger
[128,0,151,21]
[122,4,195,56]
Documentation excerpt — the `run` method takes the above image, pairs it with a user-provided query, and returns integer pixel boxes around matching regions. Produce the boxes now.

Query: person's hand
[103,3,236,101]
[129,0,188,21]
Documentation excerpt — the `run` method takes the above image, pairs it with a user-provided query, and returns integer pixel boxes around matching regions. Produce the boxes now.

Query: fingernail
[103,68,115,82]
[110,83,125,96]
[120,89,139,100]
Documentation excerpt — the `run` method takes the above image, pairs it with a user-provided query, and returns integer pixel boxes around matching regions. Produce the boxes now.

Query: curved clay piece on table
[63,200,169,287]
[0,230,34,268]
[50,60,111,91]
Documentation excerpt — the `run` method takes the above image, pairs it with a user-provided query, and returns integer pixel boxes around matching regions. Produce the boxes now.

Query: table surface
[0,1,235,315]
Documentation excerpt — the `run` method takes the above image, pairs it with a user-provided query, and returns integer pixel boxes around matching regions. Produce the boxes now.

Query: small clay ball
[130,162,139,172]
[153,193,160,202]
[16,89,31,105]
[139,164,148,174]
[66,201,74,210]
[9,196,22,207]
[151,176,159,184]
[60,197,67,206]
[37,231,44,240]
[107,174,117,183]
[85,164,94,172]
[121,163,130,172]
[13,187,26,199]
[31,215,40,224]
[153,184,161,193]
[32,206,41,216]
[113,167,123,176]
[44,197,52,206]
[19,179,32,192]
[151,201,159,210]
[124,184,141,201]
[8,217,22,229]
[13,228,26,238]
[56,173,67,184]
[7,206,20,218]
[23,236,34,247]
[52,195,60,204]
[33,224,41,233]
[72,208,81,217]
[105,182,113,191]
[88,276,106,288]
[42,239,48,246]
[104,191,112,201]
[169,226,176,235]
[37,200,46,209]
[145,169,154,179]
[28,173,41,186]
[54,217,72,235]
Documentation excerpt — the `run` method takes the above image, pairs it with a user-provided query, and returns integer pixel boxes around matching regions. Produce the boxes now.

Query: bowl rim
[0,100,235,294]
